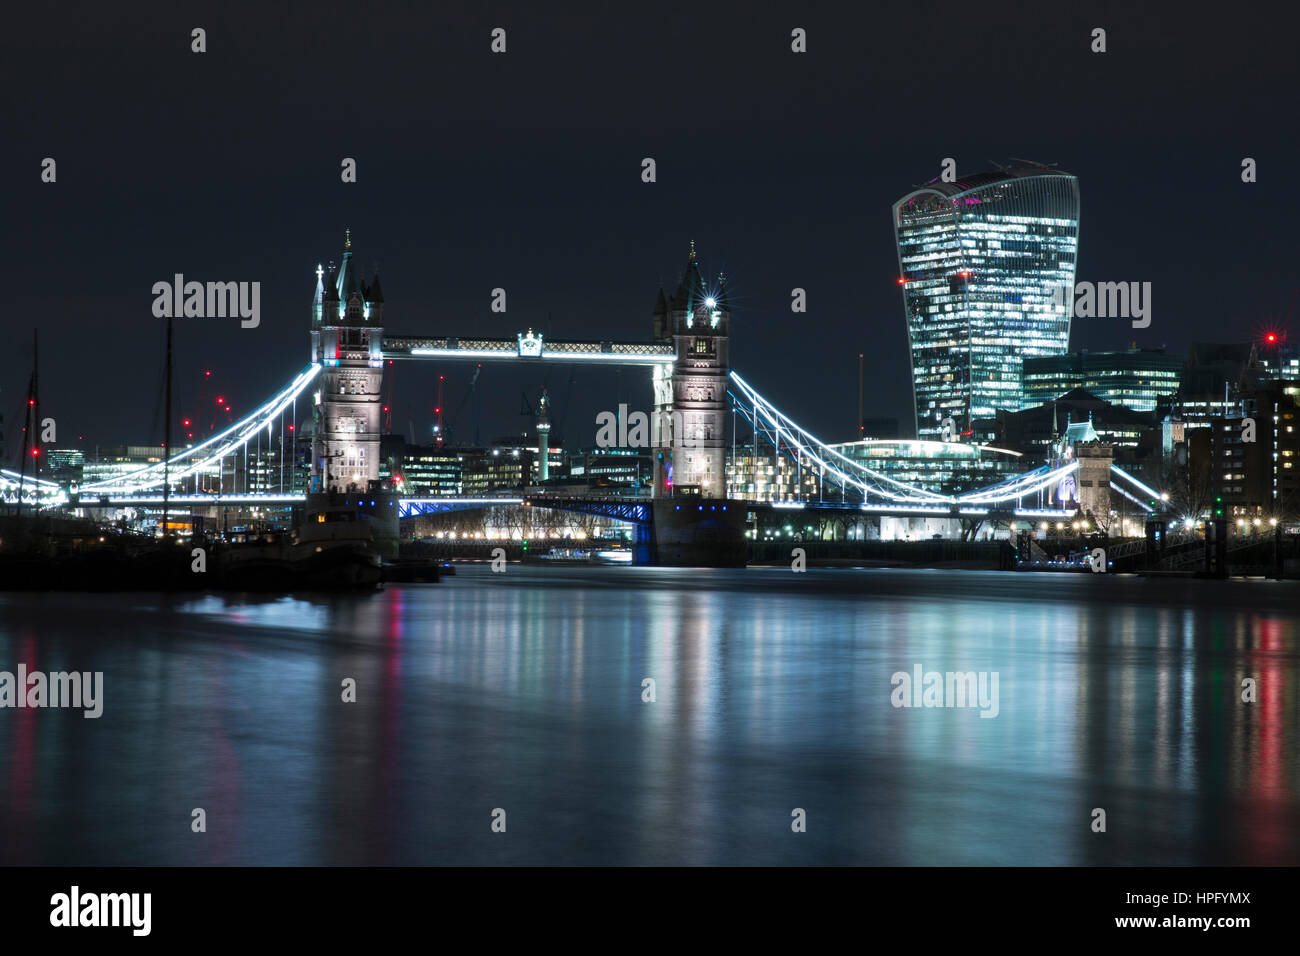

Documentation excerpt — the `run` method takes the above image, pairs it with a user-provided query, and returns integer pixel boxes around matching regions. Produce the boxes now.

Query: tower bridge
[46,232,1165,565]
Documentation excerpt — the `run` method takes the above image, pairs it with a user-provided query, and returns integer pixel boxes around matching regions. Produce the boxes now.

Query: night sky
[5,1,1297,457]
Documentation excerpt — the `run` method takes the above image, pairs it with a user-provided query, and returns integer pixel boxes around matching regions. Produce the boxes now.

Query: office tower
[894,163,1080,440]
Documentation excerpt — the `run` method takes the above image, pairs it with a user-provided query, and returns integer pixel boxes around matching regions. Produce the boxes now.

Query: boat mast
[163,312,173,538]
[17,330,38,518]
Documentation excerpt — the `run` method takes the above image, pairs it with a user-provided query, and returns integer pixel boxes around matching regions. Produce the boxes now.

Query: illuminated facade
[652,242,730,497]
[461,443,535,495]
[566,448,652,493]
[310,231,385,493]
[380,439,465,496]
[1214,379,1300,517]
[726,452,822,502]
[894,165,1080,440]
[80,446,165,485]
[826,439,1024,495]
[1022,348,1183,412]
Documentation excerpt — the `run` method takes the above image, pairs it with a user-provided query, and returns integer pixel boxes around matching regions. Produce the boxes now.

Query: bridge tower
[652,242,730,498]
[310,230,386,493]
[1053,417,1114,524]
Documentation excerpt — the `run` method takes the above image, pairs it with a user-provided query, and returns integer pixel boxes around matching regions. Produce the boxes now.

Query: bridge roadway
[76,492,1074,524]
[396,495,1075,523]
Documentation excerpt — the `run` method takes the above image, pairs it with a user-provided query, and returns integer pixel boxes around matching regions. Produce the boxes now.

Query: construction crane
[433,374,445,448]
[551,365,577,447]
[443,364,483,445]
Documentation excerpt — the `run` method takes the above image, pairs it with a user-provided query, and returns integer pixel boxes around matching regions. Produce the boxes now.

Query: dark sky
[4,0,1297,457]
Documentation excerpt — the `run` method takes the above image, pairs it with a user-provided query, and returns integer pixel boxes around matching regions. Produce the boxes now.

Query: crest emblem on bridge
[517,329,543,358]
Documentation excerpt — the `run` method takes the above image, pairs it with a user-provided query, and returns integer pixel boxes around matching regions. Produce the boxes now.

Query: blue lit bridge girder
[522,497,651,524]
[398,497,523,519]
[399,496,652,524]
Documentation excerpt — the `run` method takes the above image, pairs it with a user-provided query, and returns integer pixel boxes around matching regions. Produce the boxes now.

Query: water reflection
[1,569,1298,865]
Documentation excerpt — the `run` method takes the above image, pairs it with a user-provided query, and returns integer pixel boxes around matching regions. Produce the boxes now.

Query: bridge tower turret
[652,241,730,498]
[310,230,386,493]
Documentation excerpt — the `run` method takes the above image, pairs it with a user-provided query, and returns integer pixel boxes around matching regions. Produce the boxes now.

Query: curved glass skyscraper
[893,165,1080,441]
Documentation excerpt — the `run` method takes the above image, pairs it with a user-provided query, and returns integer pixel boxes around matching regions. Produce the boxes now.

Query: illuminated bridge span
[74,362,1110,522]
[80,364,321,497]
[62,229,1160,517]
[726,371,1081,517]
[1,468,66,506]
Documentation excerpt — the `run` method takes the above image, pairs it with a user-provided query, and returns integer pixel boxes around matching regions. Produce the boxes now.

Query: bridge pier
[650,498,747,567]
[633,522,654,566]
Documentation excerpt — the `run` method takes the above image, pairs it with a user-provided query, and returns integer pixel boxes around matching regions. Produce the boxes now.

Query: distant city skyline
[5,6,1296,457]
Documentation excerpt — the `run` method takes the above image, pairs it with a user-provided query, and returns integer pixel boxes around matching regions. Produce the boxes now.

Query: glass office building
[894,164,1080,440]
[1022,348,1183,412]
[826,439,1024,496]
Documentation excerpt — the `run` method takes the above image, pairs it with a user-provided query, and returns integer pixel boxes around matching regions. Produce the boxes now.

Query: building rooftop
[905,163,1076,201]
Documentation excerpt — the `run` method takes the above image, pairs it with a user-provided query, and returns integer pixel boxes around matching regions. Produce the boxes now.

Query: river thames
[2,567,1298,865]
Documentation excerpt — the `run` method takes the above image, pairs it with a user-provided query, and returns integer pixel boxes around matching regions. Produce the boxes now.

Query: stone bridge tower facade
[310,231,386,493]
[651,242,730,498]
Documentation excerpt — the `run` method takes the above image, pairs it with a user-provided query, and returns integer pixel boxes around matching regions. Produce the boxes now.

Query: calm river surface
[2,567,1298,865]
